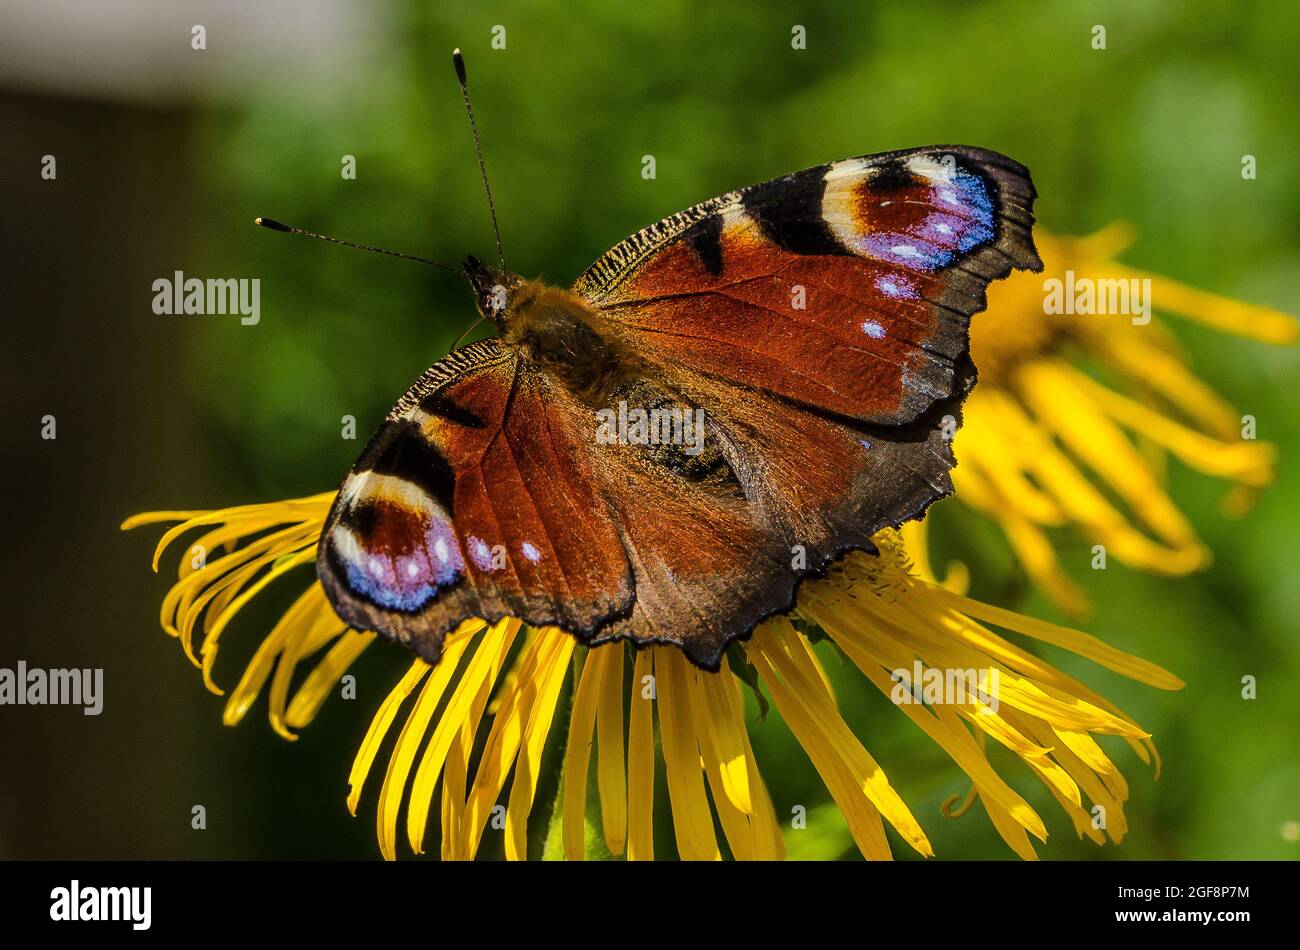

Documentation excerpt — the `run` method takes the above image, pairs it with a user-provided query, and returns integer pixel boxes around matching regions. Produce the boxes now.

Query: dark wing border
[571,144,1042,305]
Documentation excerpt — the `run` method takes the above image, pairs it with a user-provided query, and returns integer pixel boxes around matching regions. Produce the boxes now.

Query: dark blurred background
[1,0,1296,860]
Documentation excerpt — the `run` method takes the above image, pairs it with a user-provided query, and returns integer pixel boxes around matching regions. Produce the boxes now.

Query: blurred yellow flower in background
[954,223,1298,615]
[124,496,1181,861]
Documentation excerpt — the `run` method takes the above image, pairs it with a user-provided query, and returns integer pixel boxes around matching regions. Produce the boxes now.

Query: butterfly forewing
[317,338,634,661]
[574,145,1040,425]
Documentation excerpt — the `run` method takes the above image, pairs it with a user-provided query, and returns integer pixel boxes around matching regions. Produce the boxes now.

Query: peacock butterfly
[260,51,1042,671]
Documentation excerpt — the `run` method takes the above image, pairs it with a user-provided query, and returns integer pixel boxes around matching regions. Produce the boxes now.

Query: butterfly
[270,54,1041,672]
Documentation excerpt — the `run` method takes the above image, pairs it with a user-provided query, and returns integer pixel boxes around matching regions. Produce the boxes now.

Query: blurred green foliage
[161,0,1300,859]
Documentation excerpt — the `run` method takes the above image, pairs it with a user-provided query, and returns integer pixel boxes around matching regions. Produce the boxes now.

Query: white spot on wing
[906,154,957,182]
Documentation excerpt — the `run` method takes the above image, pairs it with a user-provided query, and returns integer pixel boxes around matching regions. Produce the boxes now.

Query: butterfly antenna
[253,216,462,274]
[450,313,487,351]
[453,48,506,272]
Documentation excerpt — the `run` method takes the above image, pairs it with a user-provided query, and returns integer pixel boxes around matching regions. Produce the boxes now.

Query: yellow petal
[375,631,477,861]
[348,659,429,816]
[285,629,376,729]
[461,629,572,860]
[441,638,508,861]
[406,618,511,855]
[655,650,721,861]
[561,647,605,860]
[626,648,656,861]
[816,606,1049,845]
[920,582,1183,690]
[689,660,752,815]
[595,644,627,855]
[505,630,575,860]
[1119,266,1300,344]
[749,620,932,859]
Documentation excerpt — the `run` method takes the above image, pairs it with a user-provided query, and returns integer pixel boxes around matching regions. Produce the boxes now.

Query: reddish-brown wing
[574,145,1041,425]
[316,338,634,663]
[316,333,899,670]
[314,336,960,670]
[584,365,964,666]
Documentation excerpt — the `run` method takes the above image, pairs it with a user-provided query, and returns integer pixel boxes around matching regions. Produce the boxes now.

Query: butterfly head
[463,255,524,330]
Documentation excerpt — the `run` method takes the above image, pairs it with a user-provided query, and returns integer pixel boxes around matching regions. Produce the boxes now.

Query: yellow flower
[124,492,1182,860]
[959,223,1298,615]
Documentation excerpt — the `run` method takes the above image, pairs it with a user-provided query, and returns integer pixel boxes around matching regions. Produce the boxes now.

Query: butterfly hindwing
[587,363,968,666]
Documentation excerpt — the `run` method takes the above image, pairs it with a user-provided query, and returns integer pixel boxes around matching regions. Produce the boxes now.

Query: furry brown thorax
[463,256,634,404]
[460,257,733,486]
